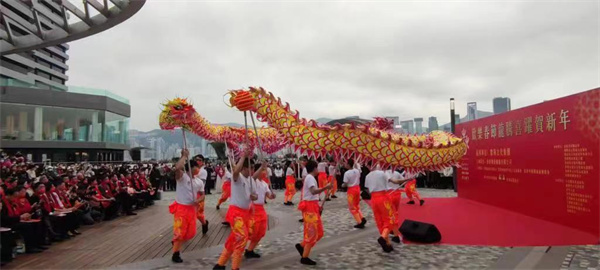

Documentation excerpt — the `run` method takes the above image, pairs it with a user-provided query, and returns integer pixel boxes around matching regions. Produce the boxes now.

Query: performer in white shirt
[386,169,404,210]
[294,160,331,266]
[328,161,338,199]
[214,151,264,270]
[193,155,209,235]
[316,158,330,201]
[284,161,297,205]
[365,167,409,252]
[216,165,233,210]
[169,149,204,263]
[341,159,366,229]
[245,164,276,258]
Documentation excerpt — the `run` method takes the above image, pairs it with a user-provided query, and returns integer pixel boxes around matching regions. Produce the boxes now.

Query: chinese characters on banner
[456,88,599,238]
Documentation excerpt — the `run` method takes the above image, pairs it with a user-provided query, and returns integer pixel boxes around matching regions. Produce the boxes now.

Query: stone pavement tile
[562,245,600,270]
[278,240,508,270]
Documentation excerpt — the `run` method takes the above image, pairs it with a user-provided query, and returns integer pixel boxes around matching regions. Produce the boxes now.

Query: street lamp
[450,98,457,192]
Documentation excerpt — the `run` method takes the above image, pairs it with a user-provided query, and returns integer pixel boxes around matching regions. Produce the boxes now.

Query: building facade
[1,84,130,162]
[493,97,511,114]
[428,117,439,132]
[400,120,414,134]
[0,0,143,163]
[414,118,424,134]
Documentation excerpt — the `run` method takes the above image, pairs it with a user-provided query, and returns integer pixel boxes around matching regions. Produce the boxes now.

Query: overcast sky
[66,0,599,131]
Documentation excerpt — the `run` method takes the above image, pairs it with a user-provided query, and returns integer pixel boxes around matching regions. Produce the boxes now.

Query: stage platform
[397,197,599,246]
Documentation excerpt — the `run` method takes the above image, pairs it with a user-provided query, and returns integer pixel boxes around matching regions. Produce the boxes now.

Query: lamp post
[450,98,457,192]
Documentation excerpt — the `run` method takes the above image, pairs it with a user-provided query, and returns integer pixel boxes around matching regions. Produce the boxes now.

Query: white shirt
[286,167,294,176]
[302,167,308,178]
[267,168,272,177]
[274,168,283,177]
[223,171,232,182]
[253,180,271,205]
[199,167,208,182]
[302,174,319,201]
[343,168,360,187]
[328,165,336,176]
[231,173,252,209]
[386,170,403,190]
[365,170,390,193]
[175,173,203,205]
[193,175,205,197]
[317,162,328,173]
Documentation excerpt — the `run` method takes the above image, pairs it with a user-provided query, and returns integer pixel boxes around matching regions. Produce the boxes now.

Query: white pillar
[34,107,42,140]
[91,112,99,142]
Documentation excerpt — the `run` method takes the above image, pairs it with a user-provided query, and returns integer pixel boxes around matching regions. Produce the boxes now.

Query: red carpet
[394,197,598,246]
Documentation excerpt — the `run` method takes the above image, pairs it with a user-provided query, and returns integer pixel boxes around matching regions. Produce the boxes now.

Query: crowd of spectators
[0,152,160,266]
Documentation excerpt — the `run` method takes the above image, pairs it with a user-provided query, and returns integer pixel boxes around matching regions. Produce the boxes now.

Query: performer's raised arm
[233,151,249,182]
[252,161,268,180]
[174,149,189,181]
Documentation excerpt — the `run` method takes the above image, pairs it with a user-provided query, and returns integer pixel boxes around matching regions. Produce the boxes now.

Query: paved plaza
[113,189,599,270]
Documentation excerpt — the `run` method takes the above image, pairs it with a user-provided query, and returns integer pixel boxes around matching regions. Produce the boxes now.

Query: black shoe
[407,200,415,205]
[126,212,137,216]
[51,237,64,242]
[300,257,317,265]
[202,221,209,235]
[284,202,289,205]
[298,218,304,223]
[331,195,338,199]
[289,202,295,206]
[172,252,183,263]
[377,237,393,253]
[213,264,226,270]
[216,205,220,210]
[392,236,401,243]
[295,243,304,256]
[361,217,367,226]
[244,250,261,258]
[420,200,425,206]
[222,221,230,226]
[325,198,331,201]
[354,223,365,229]
[25,248,42,254]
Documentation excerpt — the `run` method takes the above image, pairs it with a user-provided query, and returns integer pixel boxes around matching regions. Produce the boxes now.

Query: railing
[0,78,130,104]
[68,86,130,104]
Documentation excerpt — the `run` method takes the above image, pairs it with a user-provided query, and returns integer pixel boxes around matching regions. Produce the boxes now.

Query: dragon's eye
[175,105,183,110]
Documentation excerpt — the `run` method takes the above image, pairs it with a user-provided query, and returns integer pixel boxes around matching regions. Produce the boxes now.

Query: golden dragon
[227,87,468,172]
[159,98,287,155]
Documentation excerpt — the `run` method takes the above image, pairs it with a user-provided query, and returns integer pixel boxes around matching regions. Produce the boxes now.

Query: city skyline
[64,1,598,132]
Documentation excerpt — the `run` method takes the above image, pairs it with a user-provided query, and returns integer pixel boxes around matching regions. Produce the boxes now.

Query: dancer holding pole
[170,128,204,263]
[214,111,265,270]
[295,160,332,265]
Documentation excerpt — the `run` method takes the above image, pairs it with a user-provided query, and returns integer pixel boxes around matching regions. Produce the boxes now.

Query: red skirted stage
[397,197,599,246]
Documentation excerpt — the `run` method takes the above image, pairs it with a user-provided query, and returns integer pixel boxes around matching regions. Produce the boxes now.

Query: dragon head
[159,98,196,130]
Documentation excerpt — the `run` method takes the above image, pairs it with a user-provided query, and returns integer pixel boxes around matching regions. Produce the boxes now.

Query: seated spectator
[1,187,46,253]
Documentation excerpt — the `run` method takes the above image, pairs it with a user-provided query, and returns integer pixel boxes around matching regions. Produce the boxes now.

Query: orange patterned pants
[370,191,398,234]
[169,202,197,242]
[248,204,268,242]
[298,200,323,246]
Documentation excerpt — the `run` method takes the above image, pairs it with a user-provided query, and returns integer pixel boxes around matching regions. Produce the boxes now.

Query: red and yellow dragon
[160,88,467,172]
[226,87,468,173]
[159,98,287,155]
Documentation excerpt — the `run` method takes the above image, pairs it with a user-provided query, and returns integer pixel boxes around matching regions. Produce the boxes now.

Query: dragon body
[228,87,468,172]
[159,98,287,155]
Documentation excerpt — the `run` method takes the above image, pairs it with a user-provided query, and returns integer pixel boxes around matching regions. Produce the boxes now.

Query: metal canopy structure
[0,0,145,56]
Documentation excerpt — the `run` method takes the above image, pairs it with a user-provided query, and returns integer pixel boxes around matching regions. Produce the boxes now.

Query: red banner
[457,88,600,238]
